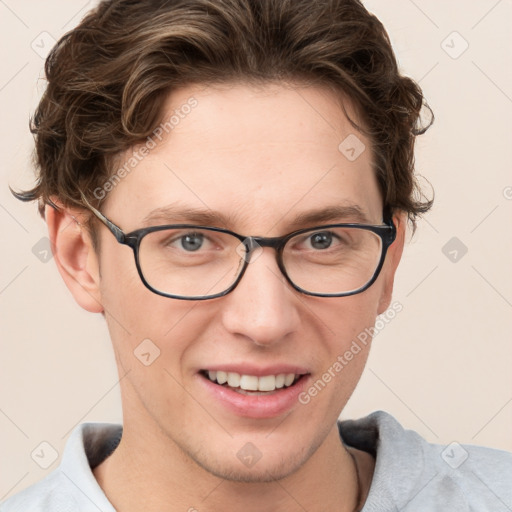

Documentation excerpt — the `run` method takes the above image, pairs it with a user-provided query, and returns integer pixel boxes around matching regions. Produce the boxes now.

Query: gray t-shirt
[1,411,511,511]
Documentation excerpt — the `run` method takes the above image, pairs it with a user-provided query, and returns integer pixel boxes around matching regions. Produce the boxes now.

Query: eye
[308,231,334,250]
[290,228,352,254]
[150,228,232,258]
[162,231,214,252]
[179,232,204,252]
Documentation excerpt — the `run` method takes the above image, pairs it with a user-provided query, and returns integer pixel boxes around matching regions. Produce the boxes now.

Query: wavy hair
[15,0,433,232]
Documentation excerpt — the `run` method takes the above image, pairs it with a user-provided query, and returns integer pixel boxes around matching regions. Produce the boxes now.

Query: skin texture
[46,82,405,512]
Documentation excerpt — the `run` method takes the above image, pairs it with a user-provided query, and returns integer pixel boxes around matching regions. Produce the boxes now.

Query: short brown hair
[15,0,433,231]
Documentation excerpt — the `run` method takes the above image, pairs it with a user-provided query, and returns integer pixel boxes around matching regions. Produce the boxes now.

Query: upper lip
[200,364,310,377]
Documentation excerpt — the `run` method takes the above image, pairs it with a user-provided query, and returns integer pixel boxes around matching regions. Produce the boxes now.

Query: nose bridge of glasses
[246,235,282,249]
[235,235,285,271]
[241,235,284,260]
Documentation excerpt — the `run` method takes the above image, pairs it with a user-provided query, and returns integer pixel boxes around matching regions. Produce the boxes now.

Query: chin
[192,453,305,483]
[183,434,320,484]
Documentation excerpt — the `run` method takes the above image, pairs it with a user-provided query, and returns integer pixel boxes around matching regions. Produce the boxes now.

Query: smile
[201,370,303,393]
[197,365,310,418]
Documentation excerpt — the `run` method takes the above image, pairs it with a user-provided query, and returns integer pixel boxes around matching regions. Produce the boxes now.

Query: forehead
[107,81,383,233]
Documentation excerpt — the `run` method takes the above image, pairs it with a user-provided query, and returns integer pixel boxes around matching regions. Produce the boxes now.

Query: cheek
[306,290,380,380]
[296,298,374,421]
[97,241,198,367]
[310,285,382,345]
[99,244,146,327]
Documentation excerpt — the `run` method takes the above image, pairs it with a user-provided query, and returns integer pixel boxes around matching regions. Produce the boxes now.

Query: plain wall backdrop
[1,0,511,499]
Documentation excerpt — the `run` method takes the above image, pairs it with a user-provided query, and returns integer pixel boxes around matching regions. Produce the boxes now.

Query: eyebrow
[141,203,374,230]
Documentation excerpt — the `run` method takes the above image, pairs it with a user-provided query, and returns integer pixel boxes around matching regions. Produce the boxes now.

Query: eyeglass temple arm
[79,191,126,243]
[380,206,396,243]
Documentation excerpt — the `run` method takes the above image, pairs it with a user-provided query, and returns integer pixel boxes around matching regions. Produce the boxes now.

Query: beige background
[1,0,511,499]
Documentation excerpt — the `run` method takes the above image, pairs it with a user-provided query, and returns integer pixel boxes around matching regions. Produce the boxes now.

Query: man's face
[88,82,402,481]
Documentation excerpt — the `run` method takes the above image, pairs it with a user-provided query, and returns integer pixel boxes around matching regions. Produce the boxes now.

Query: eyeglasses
[80,195,396,300]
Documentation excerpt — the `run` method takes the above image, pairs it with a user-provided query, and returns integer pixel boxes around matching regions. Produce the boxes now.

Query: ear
[45,201,104,313]
[376,211,406,315]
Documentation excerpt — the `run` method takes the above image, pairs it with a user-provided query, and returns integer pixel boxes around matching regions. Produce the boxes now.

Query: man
[2,0,510,510]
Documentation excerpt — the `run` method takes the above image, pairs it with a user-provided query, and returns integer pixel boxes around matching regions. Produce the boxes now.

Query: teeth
[276,373,286,389]
[239,375,259,391]
[227,372,240,388]
[275,374,285,389]
[284,373,295,386]
[205,371,300,392]
[258,375,276,392]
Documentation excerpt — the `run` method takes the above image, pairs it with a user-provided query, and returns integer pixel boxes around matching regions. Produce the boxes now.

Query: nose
[219,247,301,347]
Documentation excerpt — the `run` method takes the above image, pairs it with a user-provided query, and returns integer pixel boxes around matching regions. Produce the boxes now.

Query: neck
[93,415,368,512]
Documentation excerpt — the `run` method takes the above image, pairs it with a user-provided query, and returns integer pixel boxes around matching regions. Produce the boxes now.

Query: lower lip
[197,373,310,419]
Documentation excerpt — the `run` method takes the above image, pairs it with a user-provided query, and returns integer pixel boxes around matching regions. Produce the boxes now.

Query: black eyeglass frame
[81,196,397,301]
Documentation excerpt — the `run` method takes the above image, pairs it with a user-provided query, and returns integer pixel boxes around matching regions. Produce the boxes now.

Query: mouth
[200,369,305,395]
[197,364,311,418]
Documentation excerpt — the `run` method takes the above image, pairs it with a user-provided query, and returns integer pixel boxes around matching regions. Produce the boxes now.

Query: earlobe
[45,202,104,313]
[376,212,406,315]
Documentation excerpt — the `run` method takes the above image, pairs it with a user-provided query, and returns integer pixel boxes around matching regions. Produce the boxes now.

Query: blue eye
[179,233,204,251]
